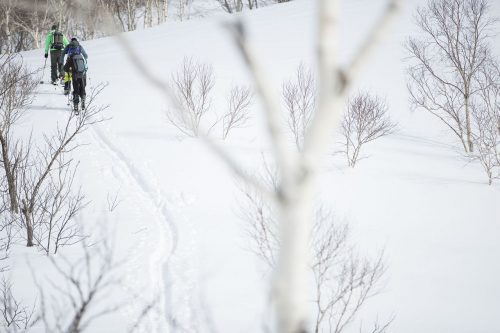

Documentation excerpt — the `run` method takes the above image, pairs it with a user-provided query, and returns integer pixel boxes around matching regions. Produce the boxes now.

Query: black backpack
[53,31,64,50]
[71,54,86,78]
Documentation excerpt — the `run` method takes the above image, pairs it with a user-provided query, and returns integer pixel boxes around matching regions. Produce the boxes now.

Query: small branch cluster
[282,63,316,150]
[0,277,36,332]
[27,159,87,255]
[167,57,252,139]
[471,61,500,184]
[35,239,123,333]
[222,85,252,139]
[340,92,396,167]
[168,57,215,137]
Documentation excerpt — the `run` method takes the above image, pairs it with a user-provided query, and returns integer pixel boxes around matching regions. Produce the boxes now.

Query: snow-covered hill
[10,0,500,332]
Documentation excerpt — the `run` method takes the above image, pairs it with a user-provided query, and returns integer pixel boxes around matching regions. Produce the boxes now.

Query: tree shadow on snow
[27,104,71,112]
[34,91,63,96]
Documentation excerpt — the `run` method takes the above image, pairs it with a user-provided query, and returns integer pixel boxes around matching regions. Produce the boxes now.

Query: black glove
[44,53,48,58]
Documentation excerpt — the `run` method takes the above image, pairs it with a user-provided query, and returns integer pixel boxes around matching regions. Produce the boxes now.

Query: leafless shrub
[312,216,385,333]
[0,53,39,214]
[222,85,252,139]
[167,57,216,137]
[282,63,316,150]
[340,92,396,167]
[406,0,498,153]
[217,0,244,13]
[34,239,123,333]
[0,276,37,332]
[29,159,87,255]
[238,168,387,333]
[106,191,122,213]
[238,165,279,268]
[17,84,107,248]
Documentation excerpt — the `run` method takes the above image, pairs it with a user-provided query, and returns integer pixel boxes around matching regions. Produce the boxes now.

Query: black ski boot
[73,102,79,115]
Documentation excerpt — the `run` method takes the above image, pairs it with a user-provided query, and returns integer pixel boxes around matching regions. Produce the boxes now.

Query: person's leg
[72,75,80,107]
[81,75,87,109]
[50,51,58,83]
[54,50,63,80]
[64,72,71,95]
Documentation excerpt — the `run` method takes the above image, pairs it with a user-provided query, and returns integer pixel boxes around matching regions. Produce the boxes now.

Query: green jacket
[44,30,69,54]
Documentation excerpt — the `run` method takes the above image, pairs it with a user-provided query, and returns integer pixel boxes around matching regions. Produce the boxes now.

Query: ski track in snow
[89,124,180,331]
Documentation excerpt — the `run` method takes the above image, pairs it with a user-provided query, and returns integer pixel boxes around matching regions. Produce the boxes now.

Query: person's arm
[63,35,70,47]
[44,32,52,55]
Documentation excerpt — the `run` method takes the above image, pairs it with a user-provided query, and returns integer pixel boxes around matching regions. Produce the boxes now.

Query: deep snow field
[7,0,500,332]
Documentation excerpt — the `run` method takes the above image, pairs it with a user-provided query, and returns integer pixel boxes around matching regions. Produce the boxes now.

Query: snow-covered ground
[9,0,500,332]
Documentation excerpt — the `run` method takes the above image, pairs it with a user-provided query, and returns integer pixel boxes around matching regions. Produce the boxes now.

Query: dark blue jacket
[60,40,88,64]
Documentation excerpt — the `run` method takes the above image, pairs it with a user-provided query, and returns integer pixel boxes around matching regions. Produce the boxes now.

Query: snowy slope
[12,0,500,332]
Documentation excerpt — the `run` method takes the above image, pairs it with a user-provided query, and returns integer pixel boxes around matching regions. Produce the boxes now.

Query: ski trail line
[90,124,179,331]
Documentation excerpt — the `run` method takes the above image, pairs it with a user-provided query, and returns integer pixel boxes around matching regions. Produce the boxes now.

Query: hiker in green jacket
[44,24,69,85]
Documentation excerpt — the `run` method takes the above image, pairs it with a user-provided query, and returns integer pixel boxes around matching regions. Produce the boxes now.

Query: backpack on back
[52,31,64,50]
[71,54,86,78]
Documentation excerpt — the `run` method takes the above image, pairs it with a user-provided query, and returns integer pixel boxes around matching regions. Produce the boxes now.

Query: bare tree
[152,0,169,24]
[0,53,39,214]
[18,84,107,248]
[29,158,87,255]
[282,63,316,150]
[34,239,123,333]
[0,277,37,332]
[167,57,216,137]
[406,0,498,153]
[6,0,51,50]
[143,0,154,28]
[340,92,396,167]
[238,170,387,333]
[176,0,191,21]
[222,85,252,139]
[0,0,16,53]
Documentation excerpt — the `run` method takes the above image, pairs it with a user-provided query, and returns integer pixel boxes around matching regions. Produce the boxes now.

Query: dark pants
[50,49,63,82]
[72,74,86,105]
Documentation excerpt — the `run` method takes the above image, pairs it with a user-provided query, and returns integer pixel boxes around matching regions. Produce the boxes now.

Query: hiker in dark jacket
[44,24,69,84]
[62,38,89,112]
